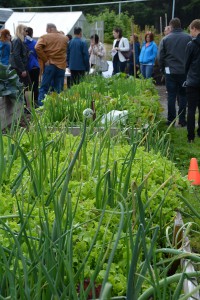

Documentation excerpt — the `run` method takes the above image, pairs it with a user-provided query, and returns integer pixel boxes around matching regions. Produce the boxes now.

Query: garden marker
[187,158,200,185]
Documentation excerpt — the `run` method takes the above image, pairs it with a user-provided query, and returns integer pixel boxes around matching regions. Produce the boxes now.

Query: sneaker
[188,139,194,143]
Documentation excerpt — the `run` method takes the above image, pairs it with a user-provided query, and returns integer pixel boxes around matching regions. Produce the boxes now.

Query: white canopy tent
[5,11,89,38]
[0,8,13,29]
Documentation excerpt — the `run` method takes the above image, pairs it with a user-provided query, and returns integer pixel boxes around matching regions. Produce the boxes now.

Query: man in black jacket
[157,18,191,126]
[185,19,200,143]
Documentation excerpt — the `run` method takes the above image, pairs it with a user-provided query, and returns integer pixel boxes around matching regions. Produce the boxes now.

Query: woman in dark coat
[9,24,32,110]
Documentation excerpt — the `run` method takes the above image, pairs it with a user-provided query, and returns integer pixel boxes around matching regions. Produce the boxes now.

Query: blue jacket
[68,37,89,71]
[0,41,11,65]
[24,36,40,71]
[139,41,157,65]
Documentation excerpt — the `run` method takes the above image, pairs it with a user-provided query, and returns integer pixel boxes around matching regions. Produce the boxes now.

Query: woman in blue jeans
[139,32,157,79]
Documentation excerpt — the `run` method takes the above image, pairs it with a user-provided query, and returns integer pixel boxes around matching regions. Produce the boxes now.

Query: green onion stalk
[52,108,94,242]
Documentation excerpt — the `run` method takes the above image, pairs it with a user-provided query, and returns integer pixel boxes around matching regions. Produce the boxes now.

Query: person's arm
[67,42,70,67]
[157,39,165,72]
[118,38,130,52]
[148,42,158,62]
[35,36,49,64]
[82,41,90,71]
[185,42,192,75]
[88,45,93,55]
[97,43,106,58]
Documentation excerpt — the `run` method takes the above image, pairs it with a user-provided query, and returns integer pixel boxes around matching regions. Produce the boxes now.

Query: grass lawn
[158,120,200,253]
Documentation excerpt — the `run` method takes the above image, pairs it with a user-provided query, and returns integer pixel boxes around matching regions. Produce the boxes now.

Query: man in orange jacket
[35,23,68,106]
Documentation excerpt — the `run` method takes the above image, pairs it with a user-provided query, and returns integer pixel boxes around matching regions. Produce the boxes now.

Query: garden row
[0,74,198,299]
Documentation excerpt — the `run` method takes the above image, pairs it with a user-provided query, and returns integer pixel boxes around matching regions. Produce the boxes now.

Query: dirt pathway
[156,85,168,119]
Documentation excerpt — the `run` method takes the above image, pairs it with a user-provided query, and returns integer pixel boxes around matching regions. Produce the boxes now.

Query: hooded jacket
[24,36,40,71]
[0,41,10,65]
[139,41,157,65]
[157,28,191,74]
[185,33,200,87]
[9,38,29,73]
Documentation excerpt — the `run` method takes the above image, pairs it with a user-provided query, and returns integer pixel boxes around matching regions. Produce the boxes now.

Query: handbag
[121,50,131,60]
[121,40,131,60]
[98,59,109,72]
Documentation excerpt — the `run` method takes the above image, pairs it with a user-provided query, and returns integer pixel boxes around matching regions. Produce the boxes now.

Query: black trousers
[29,68,40,106]
[186,86,200,141]
[70,70,85,86]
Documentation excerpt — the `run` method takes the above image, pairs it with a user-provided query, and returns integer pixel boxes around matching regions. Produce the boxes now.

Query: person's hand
[21,71,27,77]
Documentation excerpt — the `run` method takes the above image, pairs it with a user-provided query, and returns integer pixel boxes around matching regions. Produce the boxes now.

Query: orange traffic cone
[188,158,200,185]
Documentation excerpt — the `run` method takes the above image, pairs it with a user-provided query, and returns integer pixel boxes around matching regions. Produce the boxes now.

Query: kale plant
[0,63,23,102]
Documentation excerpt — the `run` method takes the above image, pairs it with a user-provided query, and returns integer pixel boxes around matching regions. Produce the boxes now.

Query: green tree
[1,0,199,30]
[87,9,133,43]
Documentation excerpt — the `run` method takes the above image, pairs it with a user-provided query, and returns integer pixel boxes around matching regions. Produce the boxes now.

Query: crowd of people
[0,17,200,143]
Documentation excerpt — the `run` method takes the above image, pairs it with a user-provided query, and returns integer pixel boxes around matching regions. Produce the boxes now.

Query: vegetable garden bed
[0,75,199,299]
[0,96,23,129]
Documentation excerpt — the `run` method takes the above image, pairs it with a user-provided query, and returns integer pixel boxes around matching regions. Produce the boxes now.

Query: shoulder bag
[98,59,109,72]
[121,39,131,60]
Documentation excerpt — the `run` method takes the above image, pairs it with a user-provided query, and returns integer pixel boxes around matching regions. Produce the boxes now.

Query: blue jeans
[38,64,65,106]
[140,64,154,79]
[165,74,187,124]
[112,61,126,75]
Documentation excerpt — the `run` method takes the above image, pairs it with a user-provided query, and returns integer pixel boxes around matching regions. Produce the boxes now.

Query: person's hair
[66,34,72,40]
[0,29,10,42]
[130,33,139,42]
[113,27,123,38]
[46,23,57,31]
[74,27,82,35]
[190,19,200,30]
[26,27,33,38]
[169,18,181,29]
[90,34,99,44]
[145,32,154,42]
[15,24,27,41]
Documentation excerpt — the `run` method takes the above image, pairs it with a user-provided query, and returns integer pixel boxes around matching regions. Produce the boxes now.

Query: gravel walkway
[156,85,168,119]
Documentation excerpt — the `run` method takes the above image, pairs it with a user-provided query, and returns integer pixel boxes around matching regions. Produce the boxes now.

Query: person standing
[184,19,200,143]
[25,27,40,107]
[127,33,140,77]
[9,24,32,110]
[68,27,89,86]
[139,32,157,79]
[66,34,72,88]
[157,18,192,126]
[35,23,68,106]
[111,27,129,75]
[88,34,106,73]
[0,29,11,66]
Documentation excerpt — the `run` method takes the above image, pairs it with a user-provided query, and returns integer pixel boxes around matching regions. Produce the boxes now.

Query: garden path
[156,84,168,119]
